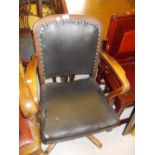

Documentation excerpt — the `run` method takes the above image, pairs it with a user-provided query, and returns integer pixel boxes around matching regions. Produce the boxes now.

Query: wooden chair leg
[44,144,57,154]
[117,106,124,116]
[123,109,135,135]
[87,135,102,148]
[35,148,46,155]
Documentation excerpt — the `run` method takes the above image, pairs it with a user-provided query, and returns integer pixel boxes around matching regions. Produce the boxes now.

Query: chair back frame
[33,14,102,85]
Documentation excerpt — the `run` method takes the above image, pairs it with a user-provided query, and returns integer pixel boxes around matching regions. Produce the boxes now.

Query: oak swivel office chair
[32,14,130,154]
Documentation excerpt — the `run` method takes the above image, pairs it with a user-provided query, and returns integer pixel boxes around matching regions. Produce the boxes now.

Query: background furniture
[97,13,135,125]
[19,0,45,65]
[19,0,35,64]
[36,0,43,17]
[52,0,66,14]
[19,59,42,155]
[32,14,130,154]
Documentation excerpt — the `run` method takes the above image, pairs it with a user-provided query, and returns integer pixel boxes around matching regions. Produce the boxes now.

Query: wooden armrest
[100,52,130,104]
[19,60,38,118]
[25,54,39,103]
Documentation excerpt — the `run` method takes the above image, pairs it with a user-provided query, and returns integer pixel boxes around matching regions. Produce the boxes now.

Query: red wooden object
[19,110,33,148]
[97,12,135,124]
[104,13,135,61]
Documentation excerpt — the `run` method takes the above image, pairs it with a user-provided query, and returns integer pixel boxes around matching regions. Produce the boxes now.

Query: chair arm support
[100,52,130,103]
[20,82,38,118]
[19,61,38,118]
[26,54,39,103]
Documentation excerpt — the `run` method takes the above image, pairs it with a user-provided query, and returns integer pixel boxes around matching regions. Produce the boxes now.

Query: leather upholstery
[38,18,99,78]
[19,110,33,148]
[40,78,118,143]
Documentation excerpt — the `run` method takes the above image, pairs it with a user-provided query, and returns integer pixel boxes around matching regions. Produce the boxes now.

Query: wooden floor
[65,0,135,37]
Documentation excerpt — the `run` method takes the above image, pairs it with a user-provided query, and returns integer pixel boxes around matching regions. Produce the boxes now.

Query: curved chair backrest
[33,14,102,84]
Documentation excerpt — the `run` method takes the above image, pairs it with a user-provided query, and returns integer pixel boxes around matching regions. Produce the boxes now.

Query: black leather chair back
[33,15,102,80]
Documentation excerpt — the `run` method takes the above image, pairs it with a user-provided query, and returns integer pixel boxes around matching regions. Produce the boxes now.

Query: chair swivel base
[42,135,102,155]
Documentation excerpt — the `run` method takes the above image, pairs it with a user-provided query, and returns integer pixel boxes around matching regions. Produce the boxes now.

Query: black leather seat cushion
[40,78,118,144]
